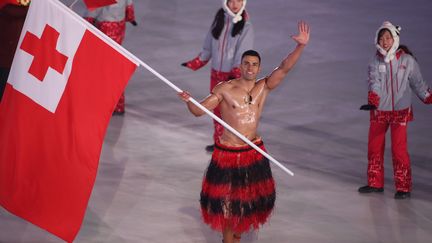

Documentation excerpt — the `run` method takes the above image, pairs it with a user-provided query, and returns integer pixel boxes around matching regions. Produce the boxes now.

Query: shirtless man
[179,21,310,243]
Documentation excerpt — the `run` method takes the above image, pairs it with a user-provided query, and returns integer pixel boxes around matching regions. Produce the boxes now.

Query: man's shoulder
[213,80,234,93]
[256,77,269,86]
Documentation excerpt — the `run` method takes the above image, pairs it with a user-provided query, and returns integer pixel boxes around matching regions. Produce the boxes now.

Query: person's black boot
[394,191,410,199]
[358,185,384,193]
[205,144,214,152]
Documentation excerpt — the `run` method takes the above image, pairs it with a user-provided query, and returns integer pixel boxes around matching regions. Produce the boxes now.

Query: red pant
[210,69,232,142]
[367,122,412,192]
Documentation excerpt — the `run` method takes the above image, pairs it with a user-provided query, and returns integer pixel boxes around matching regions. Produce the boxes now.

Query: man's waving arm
[266,21,310,90]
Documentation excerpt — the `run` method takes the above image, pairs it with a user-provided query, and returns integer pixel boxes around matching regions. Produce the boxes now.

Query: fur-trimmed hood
[375,21,401,63]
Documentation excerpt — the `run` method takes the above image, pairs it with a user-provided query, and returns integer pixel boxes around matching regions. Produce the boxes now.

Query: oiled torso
[216,78,269,146]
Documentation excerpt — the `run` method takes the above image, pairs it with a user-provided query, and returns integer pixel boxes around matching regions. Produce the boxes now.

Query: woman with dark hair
[358,21,432,199]
[182,0,253,152]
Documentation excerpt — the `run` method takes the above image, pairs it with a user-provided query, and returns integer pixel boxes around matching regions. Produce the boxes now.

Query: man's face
[240,55,260,81]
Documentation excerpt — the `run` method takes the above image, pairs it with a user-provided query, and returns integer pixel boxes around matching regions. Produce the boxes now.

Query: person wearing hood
[83,0,137,116]
[181,0,253,152]
[358,21,432,199]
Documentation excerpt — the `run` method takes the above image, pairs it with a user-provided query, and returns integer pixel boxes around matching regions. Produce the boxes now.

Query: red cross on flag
[0,0,138,242]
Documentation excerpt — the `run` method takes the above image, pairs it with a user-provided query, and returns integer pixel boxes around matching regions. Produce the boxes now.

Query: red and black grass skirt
[200,139,275,233]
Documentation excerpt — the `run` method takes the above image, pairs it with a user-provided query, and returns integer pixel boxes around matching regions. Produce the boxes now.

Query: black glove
[130,20,138,26]
[359,104,377,111]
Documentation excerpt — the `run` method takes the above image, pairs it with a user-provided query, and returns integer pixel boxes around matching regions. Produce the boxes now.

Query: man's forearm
[187,101,205,117]
[280,44,306,73]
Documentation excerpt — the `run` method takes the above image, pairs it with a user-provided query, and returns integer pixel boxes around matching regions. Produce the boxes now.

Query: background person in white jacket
[358,21,432,199]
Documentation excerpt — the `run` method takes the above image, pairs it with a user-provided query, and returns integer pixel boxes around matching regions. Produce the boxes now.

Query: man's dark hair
[242,50,261,64]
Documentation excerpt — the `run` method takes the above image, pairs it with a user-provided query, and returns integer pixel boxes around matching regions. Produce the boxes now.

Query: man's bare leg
[233,232,242,243]
[222,227,242,243]
[223,227,235,243]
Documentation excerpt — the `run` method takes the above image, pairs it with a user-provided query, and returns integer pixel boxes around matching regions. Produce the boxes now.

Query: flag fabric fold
[0,0,138,241]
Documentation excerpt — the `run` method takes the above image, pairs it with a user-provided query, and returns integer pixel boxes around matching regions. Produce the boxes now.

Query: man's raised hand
[291,21,310,46]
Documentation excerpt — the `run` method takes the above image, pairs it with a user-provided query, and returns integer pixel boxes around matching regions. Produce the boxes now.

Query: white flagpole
[138,60,294,176]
